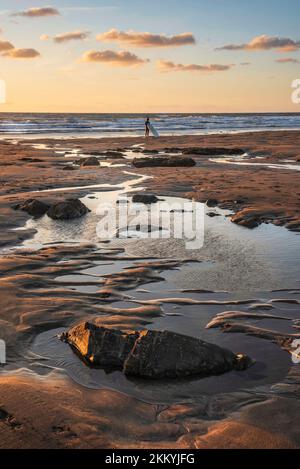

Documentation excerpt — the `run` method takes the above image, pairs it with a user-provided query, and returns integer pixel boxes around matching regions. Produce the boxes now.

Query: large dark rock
[133,156,196,168]
[80,157,100,167]
[183,147,244,156]
[63,323,252,379]
[47,199,90,220]
[14,199,50,218]
[132,193,159,204]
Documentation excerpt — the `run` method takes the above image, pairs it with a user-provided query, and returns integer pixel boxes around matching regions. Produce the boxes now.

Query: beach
[0,130,299,449]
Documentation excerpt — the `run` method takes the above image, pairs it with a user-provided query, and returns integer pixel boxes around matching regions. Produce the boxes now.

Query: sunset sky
[0,0,300,113]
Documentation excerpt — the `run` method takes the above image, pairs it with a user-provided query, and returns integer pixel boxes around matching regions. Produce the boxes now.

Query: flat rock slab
[182,147,245,156]
[133,156,196,168]
[63,323,252,379]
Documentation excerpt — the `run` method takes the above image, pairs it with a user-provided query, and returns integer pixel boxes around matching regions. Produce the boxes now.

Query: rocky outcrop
[80,157,100,167]
[183,147,245,156]
[63,323,252,379]
[133,156,196,168]
[14,199,50,218]
[230,208,281,229]
[132,194,160,204]
[47,199,90,220]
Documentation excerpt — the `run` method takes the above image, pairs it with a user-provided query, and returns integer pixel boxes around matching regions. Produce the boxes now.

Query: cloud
[11,7,59,18]
[157,60,233,73]
[240,62,251,66]
[96,29,195,48]
[3,48,40,59]
[41,30,90,43]
[217,34,300,52]
[81,49,149,67]
[0,40,14,52]
[275,57,300,64]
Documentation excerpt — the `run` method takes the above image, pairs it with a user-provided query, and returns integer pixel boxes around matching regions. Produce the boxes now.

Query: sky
[0,0,300,113]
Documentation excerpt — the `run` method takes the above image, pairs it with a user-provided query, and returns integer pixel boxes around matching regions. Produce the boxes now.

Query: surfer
[145,117,150,137]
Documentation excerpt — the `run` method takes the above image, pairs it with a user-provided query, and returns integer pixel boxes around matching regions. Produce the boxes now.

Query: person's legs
[145,126,149,137]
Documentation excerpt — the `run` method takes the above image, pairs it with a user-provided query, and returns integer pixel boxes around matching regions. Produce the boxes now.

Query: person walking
[145,117,150,138]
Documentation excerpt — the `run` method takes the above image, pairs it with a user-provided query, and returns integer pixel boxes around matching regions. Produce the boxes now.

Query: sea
[0,112,300,138]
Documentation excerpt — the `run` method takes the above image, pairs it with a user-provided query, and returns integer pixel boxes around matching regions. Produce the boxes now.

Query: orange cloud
[217,35,300,52]
[96,29,195,48]
[0,40,14,52]
[157,60,233,73]
[11,7,60,17]
[41,30,90,43]
[275,58,300,64]
[81,49,149,67]
[3,48,40,59]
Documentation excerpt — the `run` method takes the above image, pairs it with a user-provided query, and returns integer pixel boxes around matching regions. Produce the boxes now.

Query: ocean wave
[0,113,300,137]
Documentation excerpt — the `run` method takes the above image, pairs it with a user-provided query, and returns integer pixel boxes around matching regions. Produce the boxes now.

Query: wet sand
[0,131,299,448]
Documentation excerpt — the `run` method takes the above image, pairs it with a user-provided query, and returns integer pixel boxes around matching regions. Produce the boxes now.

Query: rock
[182,147,244,156]
[163,148,182,153]
[64,323,252,379]
[80,157,100,167]
[286,220,300,232]
[20,157,43,162]
[142,149,159,154]
[231,210,260,229]
[47,199,90,220]
[132,193,160,204]
[103,151,125,159]
[133,156,196,168]
[135,224,163,233]
[62,165,78,171]
[207,212,220,218]
[14,199,50,217]
[236,218,260,229]
[88,151,105,156]
[206,199,219,207]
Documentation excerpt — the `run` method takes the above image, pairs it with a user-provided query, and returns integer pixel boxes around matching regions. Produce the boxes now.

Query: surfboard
[149,123,159,138]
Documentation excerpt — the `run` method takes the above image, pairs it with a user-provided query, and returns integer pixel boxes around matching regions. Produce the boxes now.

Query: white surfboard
[149,123,159,138]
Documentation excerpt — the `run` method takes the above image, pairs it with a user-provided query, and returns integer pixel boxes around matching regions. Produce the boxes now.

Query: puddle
[209,153,300,171]
[29,324,292,403]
